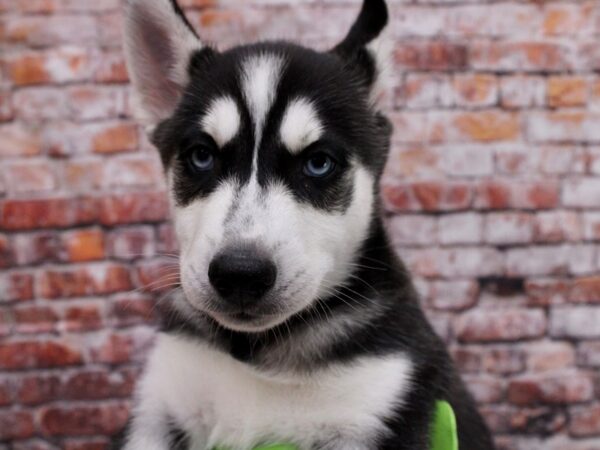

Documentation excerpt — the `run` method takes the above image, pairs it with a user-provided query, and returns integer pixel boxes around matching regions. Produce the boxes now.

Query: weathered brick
[0,340,82,370]
[39,263,132,299]
[508,371,594,405]
[0,197,99,230]
[61,229,105,263]
[455,309,546,342]
[0,123,42,157]
[570,404,600,437]
[0,411,35,440]
[550,307,600,339]
[438,213,482,245]
[40,403,129,436]
[99,192,169,226]
[484,213,533,245]
[547,76,588,107]
[3,162,57,194]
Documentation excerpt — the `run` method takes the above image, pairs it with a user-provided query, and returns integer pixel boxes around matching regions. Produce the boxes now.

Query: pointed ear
[332,0,391,110]
[123,0,204,126]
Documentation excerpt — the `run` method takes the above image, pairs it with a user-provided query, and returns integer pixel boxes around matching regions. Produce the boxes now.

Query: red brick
[0,123,41,157]
[471,41,573,72]
[543,3,596,36]
[0,197,99,230]
[508,371,594,405]
[99,192,169,225]
[462,375,504,404]
[3,162,57,194]
[111,294,157,327]
[7,48,90,86]
[63,439,109,450]
[452,74,498,107]
[62,229,105,262]
[14,306,58,334]
[475,179,559,210]
[39,264,132,299]
[64,304,103,332]
[89,333,134,365]
[382,181,472,213]
[94,51,129,83]
[0,272,34,303]
[429,280,478,311]
[479,347,525,375]
[40,403,129,436]
[0,235,14,269]
[64,159,104,191]
[105,157,162,188]
[524,342,575,372]
[0,90,14,122]
[92,123,138,154]
[569,277,600,304]
[0,340,82,370]
[0,411,35,440]
[578,342,600,368]
[65,369,135,400]
[17,375,62,405]
[11,232,59,266]
[108,226,155,260]
[526,278,570,306]
[3,15,98,46]
[570,404,600,437]
[547,76,588,107]
[534,211,582,243]
[395,41,468,71]
[455,309,546,342]
[452,111,520,142]
[67,85,127,121]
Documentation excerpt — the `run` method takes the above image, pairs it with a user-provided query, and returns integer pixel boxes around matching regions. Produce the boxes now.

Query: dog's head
[123,0,392,333]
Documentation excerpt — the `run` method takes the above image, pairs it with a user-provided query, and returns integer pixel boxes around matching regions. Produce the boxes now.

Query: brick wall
[1,0,600,449]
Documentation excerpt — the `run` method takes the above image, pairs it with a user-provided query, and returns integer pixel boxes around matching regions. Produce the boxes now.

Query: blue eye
[189,147,215,172]
[304,153,335,178]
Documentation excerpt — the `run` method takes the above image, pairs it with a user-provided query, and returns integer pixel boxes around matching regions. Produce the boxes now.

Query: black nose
[208,247,277,308]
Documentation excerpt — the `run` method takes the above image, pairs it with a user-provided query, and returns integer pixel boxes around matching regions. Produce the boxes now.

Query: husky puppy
[118,0,495,449]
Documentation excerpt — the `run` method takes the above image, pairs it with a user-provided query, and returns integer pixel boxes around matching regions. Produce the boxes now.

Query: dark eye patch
[257,137,354,213]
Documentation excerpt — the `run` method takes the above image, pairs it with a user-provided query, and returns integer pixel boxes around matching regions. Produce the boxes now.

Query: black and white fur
[117,1,495,449]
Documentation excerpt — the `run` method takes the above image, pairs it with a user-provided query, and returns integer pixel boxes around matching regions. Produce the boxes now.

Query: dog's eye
[188,146,215,172]
[304,153,336,178]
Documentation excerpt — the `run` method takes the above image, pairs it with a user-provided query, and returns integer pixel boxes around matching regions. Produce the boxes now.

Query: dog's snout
[208,247,277,307]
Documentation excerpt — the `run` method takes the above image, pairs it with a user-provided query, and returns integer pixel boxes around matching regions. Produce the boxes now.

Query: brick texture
[1,1,600,449]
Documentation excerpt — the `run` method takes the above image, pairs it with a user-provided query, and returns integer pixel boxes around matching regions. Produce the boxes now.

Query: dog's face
[123,0,392,332]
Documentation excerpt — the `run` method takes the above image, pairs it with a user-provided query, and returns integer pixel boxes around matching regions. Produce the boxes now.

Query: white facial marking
[280,98,323,154]
[241,54,285,169]
[127,334,414,449]
[201,96,241,147]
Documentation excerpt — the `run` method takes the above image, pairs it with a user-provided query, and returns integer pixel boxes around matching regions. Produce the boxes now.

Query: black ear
[332,0,391,109]
[334,0,388,57]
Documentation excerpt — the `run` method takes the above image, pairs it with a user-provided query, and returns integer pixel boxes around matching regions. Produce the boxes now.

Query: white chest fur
[131,334,413,450]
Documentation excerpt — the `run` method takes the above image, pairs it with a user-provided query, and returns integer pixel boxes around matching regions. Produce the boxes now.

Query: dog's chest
[139,334,413,449]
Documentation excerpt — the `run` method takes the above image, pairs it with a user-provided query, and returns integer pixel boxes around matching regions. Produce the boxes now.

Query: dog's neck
[160,216,425,374]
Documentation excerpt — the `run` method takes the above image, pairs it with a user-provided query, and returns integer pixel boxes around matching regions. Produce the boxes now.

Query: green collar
[216,400,458,450]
